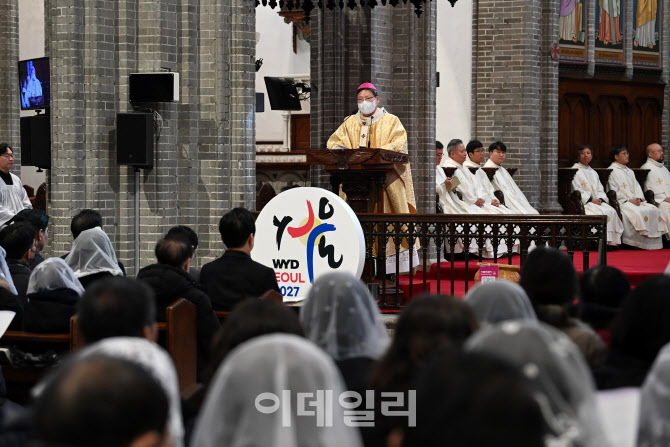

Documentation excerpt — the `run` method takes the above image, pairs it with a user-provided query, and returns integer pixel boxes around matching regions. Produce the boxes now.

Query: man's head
[77,277,157,344]
[436,141,444,166]
[155,237,193,271]
[219,207,255,252]
[0,144,15,174]
[0,221,37,262]
[611,145,630,165]
[356,82,380,117]
[447,139,466,165]
[70,209,103,240]
[30,65,36,79]
[488,141,507,165]
[647,143,664,162]
[577,144,593,166]
[520,247,578,308]
[13,209,49,251]
[35,355,170,447]
[466,140,485,164]
[165,225,198,263]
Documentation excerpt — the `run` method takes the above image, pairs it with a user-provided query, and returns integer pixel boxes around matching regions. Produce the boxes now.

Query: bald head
[647,143,664,162]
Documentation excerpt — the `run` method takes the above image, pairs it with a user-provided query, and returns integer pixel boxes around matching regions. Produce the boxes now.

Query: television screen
[264,77,301,111]
[18,57,50,110]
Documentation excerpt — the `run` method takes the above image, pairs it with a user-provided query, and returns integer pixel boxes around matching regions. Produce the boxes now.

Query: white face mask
[358,99,377,115]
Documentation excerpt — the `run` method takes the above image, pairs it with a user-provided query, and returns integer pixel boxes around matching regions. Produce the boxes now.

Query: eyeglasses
[492,150,506,155]
[472,149,485,154]
[1,154,14,159]
[357,96,376,103]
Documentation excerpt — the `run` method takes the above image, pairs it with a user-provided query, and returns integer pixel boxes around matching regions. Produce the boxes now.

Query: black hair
[370,294,478,393]
[0,221,37,259]
[436,141,444,150]
[219,207,255,249]
[165,225,198,249]
[13,208,49,232]
[70,209,103,240]
[206,299,304,383]
[611,145,628,161]
[0,143,12,157]
[466,140,484,155]
[154,237,193,268]
[35,355,169,447]
[521,247,578,308]
[77,277,156,345]
[610,274,670,363]
[579,266,630,330]
[404,349,545,447]
[489,141,507,152]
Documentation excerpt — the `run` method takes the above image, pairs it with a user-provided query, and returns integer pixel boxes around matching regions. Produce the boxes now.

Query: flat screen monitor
[264,77,301,111]
[18,57,50,110]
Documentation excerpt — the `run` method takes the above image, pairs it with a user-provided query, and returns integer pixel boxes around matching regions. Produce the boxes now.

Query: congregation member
[637,342,670,446]
[206,299,304,383]
[466,321,613,447]
[165,225,200,281]
[608,145,667,249]
[463,139,513,213]
[520,247,604,368]
[300,271,390,394]
[401,349,546,447]
[484,141,539,214]
[77,277,158,345]
[137,237,219,377]
[23,258,84,333]
[200,207,279,311]
[464,279,537,326]
[192,334,363,447]
[0,143,32,227]
[12,209,49,267]
[65,208,126,276]
[326,83,418,269]
[0,221,37,296]
[594,274,670,390]
[641,143,670,236]
[65,227,123,289]
[579,266,630,346]
[572,144,623,246]
[34,356,171,447]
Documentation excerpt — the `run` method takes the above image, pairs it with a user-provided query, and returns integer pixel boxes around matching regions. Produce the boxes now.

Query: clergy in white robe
[464,140,514,214]
[484,141,539,214]
[571,145,623,245]
[0,144,32,226]
[641,143,670,232]
[608,145,667,250]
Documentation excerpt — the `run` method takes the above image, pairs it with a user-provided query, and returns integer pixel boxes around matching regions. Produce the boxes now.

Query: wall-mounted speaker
[129,73,180,103]
[117,113,154,169]
[20,115,51,169]
[256,92,265,113]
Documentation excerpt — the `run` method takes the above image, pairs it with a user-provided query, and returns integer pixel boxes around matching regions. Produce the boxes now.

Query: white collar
[356,107,386,126]
[611,162,628,170]
[647,157,665,168]
[573,162,591,170]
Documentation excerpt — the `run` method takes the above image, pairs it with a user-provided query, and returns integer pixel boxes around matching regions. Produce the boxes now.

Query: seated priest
[435,141,462,214]
[327,82,418,271]
[572,145,623,246]
[608,145,667,250]
[641,143,670,240]
[484,141,539,214]
[463,139,513,214]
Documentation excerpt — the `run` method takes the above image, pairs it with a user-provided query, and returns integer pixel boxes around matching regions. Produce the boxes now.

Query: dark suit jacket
[200,250,280,311]
[6,259,31,297]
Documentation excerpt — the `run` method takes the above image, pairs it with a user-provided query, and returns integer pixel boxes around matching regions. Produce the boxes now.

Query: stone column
[0,0,21,165]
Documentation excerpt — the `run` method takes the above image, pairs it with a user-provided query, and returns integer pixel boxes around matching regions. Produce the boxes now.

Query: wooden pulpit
[306,148,409,213]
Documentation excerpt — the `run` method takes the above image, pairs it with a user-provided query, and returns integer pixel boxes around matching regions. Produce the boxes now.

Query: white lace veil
[300,271,390,360]
[466,321,612,447]
[75,337,184,447]
[65,227,122,278]
[191,334,363,447]
[637,342,670,447]
[464,279,537,325]
[0,245,17,294]
[27,257,85,296]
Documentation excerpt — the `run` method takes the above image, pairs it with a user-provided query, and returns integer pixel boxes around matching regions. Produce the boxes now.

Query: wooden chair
[33,182,47,211]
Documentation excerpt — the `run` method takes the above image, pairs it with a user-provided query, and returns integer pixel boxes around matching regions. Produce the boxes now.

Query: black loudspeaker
[20,115,51,169]
[255,92,265,113]
[117,113,154,168]
[129,73,179,103]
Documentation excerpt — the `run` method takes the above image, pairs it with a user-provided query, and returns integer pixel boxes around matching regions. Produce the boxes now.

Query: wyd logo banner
[252,187,365,302]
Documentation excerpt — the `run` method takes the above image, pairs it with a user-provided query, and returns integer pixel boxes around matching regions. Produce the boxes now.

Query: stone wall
[43,0,256,273]
[0,0,21,168]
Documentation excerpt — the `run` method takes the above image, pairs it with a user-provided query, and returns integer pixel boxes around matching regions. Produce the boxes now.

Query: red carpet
[396,249,670,300]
